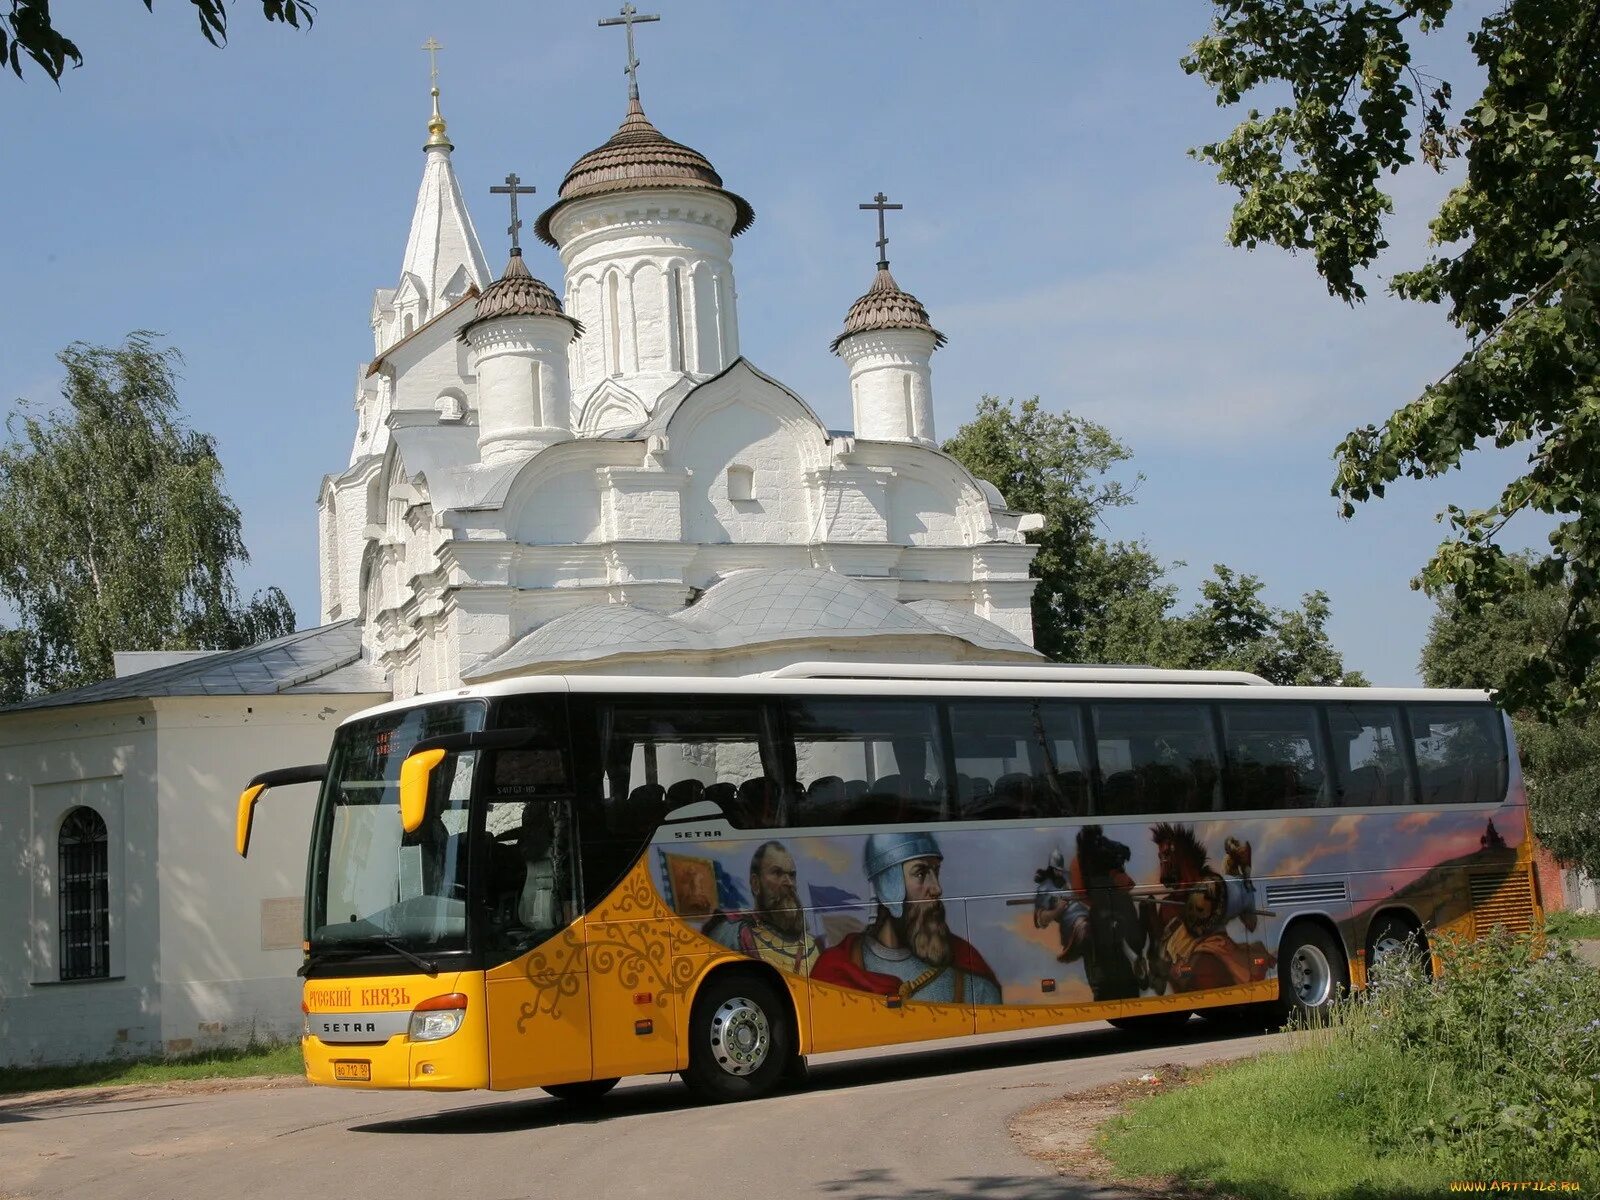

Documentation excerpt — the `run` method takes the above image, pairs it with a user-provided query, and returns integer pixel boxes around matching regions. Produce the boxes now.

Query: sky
[0,1,1537,686]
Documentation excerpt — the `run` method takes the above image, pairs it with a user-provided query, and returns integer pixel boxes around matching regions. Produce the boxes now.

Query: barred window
[59,807,110,981]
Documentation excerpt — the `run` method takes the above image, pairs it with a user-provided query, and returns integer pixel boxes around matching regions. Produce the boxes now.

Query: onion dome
[461,251,583,338]
[830,266,947,354]
[533,98,755,246]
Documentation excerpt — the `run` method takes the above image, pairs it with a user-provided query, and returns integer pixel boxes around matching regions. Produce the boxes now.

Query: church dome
[461,250,582,337]
[533,99,755,246]
[830,266,946,354]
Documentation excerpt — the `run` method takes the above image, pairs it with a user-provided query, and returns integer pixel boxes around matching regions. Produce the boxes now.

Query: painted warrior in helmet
[811,831,1001,1004]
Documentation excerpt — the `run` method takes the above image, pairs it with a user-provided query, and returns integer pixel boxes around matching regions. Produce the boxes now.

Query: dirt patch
[0,1073,308,1112]
[1009,1064,1217,1199]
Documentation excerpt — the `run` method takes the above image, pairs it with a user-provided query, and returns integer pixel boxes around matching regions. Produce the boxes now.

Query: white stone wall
[0,693,384,1067]
[841,328,939,444]
[551,189,740,417]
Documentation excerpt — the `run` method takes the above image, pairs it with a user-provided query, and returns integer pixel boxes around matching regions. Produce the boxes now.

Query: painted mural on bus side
[654,806,1523,1006]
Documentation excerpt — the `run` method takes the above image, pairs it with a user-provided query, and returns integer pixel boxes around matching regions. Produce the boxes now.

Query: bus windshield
[307,700,486,954]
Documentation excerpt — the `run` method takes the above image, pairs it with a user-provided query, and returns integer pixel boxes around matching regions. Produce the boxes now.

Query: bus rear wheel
[1366,914,1431,980]
[683,973,794,1103]
[1279,923,1349,1023]
[542,1078,618,1104]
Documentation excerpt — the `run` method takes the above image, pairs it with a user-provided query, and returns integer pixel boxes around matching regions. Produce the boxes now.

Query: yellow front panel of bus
[302,971,488,1091]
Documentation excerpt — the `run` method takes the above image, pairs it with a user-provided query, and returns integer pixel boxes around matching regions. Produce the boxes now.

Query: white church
[0,32,1044,1066]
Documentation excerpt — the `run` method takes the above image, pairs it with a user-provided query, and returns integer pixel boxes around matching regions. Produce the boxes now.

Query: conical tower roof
[830,266,946,354]
[461,251,583,338]
[533,98,755,246]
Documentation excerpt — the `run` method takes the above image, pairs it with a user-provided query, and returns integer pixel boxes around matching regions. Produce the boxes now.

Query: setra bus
[236,663,1542,1102]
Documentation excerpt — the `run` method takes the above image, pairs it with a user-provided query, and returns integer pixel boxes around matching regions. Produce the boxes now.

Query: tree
[943,396,1363,683]
[0,333,295,701]
[942,396,1165,663]
[1163,564,1368,685]
[1420,555,1600,875]
[3,0,312,83]
[1184,0,1600,718]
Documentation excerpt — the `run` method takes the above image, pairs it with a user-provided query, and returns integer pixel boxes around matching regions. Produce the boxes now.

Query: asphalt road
[1,1020,1282,1200]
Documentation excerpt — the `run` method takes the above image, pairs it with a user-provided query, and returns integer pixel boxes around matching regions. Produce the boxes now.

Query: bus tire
[1106,1010,1192,1036]
[542,1078,618,1104]
[683,972,794,1104]
[1279,922,1349,1023]
[1366,914,1431,980]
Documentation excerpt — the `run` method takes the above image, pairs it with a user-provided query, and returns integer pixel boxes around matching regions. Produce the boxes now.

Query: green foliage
[0,333,295,700]
[1162,563,1369,685]
[1361,930,1600,1179]
[942,396,1162,664]
[1546,908,1600,939]
[1420,554,1600,873]
[2,0,313,83]
[943,396,1362,683]
[1102,930,1600,1194]
[1186,0,1600,718]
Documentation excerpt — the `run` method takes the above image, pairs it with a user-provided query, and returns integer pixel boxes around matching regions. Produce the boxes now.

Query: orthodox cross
[490,173,536,255]
[599,4,660,102]
[422,36,442,88]
[860,191,903,270]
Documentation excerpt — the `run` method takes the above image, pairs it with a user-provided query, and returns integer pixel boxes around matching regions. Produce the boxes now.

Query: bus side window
[1090,703,1219,816]
[1326,703,1412,806]
[948,700,1065,820]
[1219,704,1327,810]
[1407,704,1507,805]
[598,701,785,831]
[786,698,949,826]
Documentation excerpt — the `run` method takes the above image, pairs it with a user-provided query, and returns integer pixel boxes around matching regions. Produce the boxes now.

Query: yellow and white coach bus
[236,663,1541,1103]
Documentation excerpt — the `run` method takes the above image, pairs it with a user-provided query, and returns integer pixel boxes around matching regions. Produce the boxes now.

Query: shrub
[1357,928,1600,1180]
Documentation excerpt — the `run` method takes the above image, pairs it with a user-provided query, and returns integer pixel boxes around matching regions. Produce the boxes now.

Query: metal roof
[0,619,388,713]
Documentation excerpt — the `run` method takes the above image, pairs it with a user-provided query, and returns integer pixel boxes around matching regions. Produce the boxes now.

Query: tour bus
[236,663,1541,1103]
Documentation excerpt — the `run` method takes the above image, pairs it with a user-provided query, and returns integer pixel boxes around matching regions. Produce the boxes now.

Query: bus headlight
[408,993,468,1042]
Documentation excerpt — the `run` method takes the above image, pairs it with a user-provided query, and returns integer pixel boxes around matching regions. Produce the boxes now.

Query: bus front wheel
[542,1078,618,1104]
[1279,923,1349,1023]
[683,972,795,1103]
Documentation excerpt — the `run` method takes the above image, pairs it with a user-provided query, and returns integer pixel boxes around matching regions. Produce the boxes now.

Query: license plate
[333,1060,371,1082]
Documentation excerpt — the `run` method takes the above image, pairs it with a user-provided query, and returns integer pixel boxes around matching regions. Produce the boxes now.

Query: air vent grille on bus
[1264,880,1349,907]
[1469,869,1534,937]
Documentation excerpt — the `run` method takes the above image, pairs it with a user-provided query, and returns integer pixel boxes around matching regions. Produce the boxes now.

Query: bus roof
[340,669,1494,728]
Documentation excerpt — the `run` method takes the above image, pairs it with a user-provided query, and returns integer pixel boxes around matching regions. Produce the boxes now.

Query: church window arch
[903,374,916,439]
[59,807,110,981]
[403,313,416,337]
[606,272,623,378]
[434,388,467,422]
[727,463,755,502]
[667,265,687,372]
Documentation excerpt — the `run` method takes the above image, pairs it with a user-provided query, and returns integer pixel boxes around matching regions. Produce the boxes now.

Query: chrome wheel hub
[1290,944,1333,1007]
[1372,934,1407,964]
[709,996,770,1077]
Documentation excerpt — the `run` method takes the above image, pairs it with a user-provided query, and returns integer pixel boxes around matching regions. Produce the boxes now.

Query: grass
[1545,908,1600,941]
[0,1041,304,1097]
[1100,930,1600,1198]
[1100,1034,1453,1199]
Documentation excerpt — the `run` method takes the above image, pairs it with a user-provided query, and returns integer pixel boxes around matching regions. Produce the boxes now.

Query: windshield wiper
[379,937,439,977]
[297,945,367,977]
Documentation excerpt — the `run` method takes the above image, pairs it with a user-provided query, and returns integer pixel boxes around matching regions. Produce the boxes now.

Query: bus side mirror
[399,729,542,834]
[237,784,266,858]
[399,748,448,834]
[236,763,327,857]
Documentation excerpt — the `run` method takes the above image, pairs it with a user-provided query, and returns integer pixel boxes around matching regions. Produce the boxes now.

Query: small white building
[0,60,1041,1066]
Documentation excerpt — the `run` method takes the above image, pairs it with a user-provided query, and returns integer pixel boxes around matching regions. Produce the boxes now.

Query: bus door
[480,710,594,1091]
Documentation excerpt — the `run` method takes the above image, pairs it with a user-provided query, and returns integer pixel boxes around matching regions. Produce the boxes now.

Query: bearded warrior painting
[701,840,821,975]
[811,831,1001,1004]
